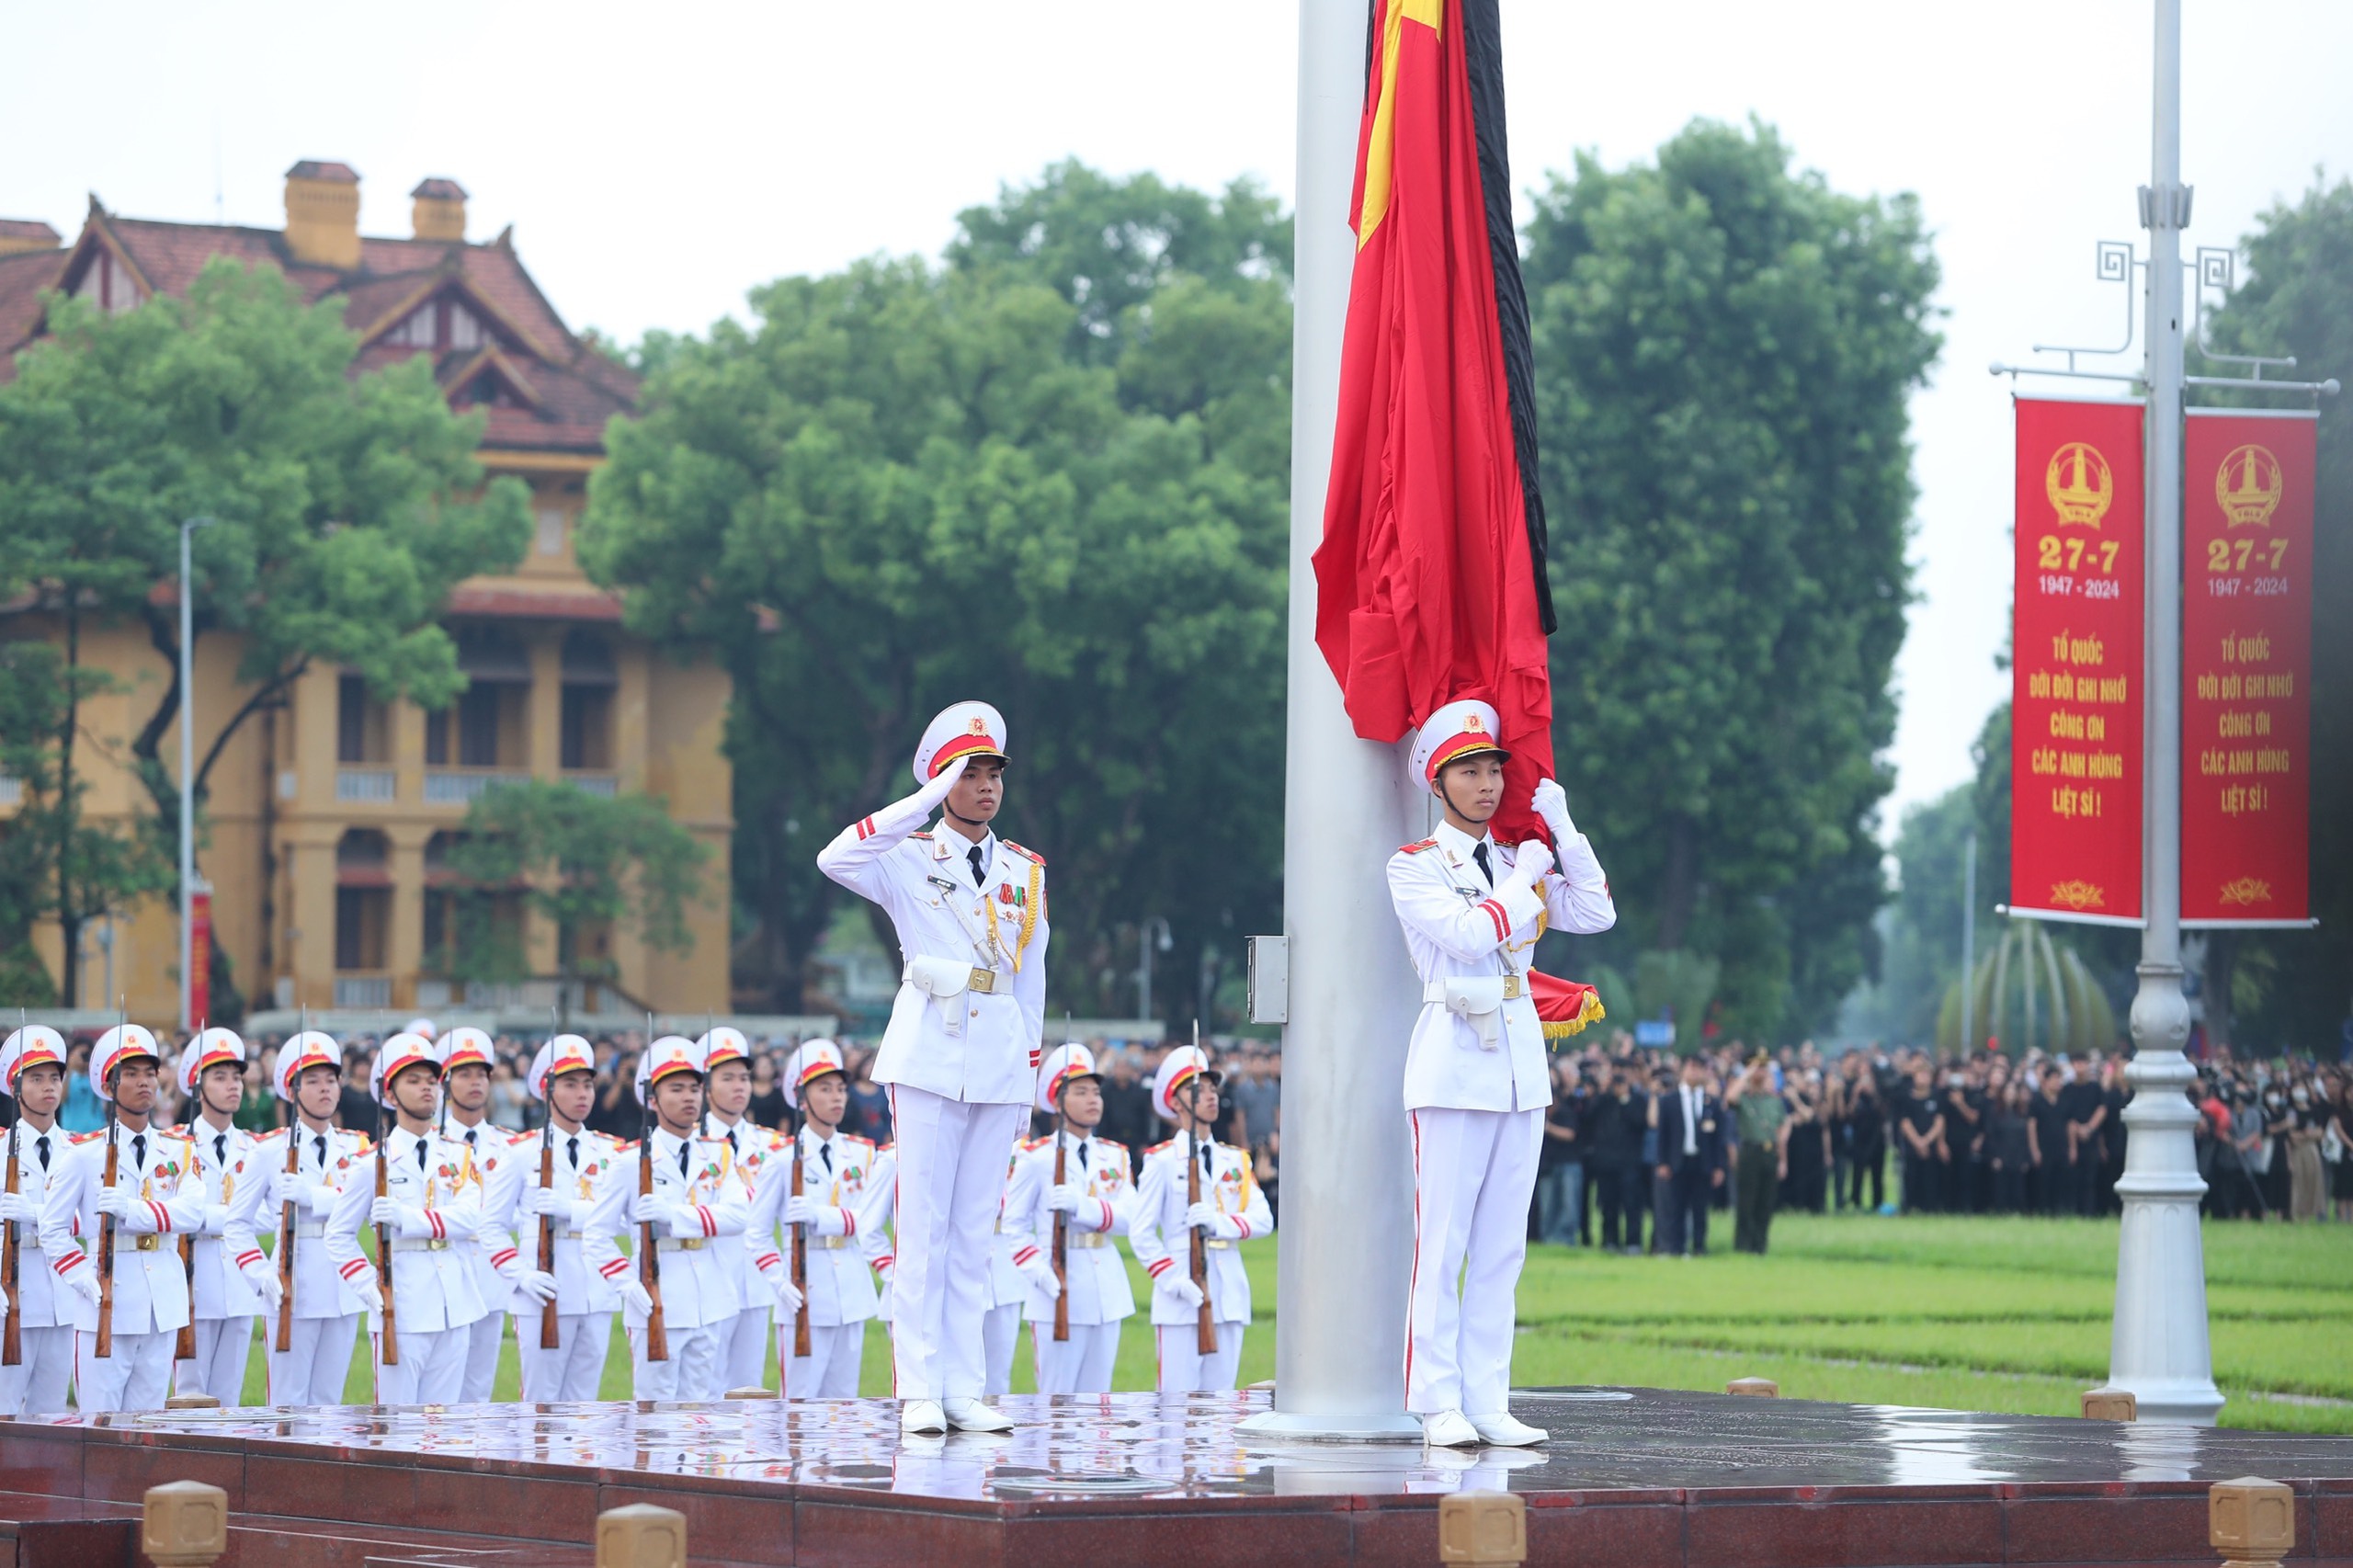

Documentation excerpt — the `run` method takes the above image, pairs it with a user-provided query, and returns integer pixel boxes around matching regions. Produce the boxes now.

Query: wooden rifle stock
[374,1139,398,1366]
[2,1127,20,1367]
[274,1130,300,1353]
[95,1103,119,1358]
[1188,1130,1214,1357]
[638,1124,666,1361]
[175,1229,196,1361]
[789,1146,810,1359]
[536,1127,560,1350]
[1051,1133,1069,1342]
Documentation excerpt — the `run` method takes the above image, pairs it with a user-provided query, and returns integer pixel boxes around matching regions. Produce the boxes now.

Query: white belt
[114,1233,169,1254]
[1424,975,1518,1050]
[1422,975,1522,1004]
[655,1237,705,1253]
[1066,1233,1108,1251]
[287,1221,326,1239]
[902,956,1006,1037]
[810,1236,851,1251]
[389,1238,451,1254]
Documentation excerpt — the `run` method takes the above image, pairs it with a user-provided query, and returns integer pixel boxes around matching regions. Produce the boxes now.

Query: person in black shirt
[2056,1058,2109,1215]
[1585,1063,1647,1253]
[1096,1050,1151,1165]
[2029,1074,2073,1214]
[1846,1066,1887,1211]
[746,1051,790,1130]
[1896,1065,1945,1212]
[1987,1084,2033,1211]
[335,1047,377,1132]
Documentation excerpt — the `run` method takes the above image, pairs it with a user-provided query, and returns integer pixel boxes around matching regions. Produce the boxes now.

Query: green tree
[1521,119,1942,1040]
[442,781,708,1025]
[583,165,1290,1021]
[0,257,530,1000]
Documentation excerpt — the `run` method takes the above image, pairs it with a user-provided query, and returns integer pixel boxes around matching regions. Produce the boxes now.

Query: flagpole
[1235,0,1424,1442]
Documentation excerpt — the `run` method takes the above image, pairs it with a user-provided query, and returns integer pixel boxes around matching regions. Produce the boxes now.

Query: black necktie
[132,1132,146,1171]
[35,1133,49,1172]
[676,1142,690,1179]
[313,1133,327,1170]
[1199,1138,1214,1176]
[725,1126,738,1155]
[415,1139,427,1171]
[214,1132,227,1167]
[821,1142,833,1172]
[1472,841,1494,888]
[1078,1142,1089,1171]
[567,1135,580,1171]
[464,1127,478,1148]
[968,844,987,888]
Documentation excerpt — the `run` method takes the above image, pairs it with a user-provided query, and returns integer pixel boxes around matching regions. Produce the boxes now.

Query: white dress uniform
[438,1025,508,1403]
[223,1117,371,1407]
[490,1032,623,1403]
[1130,1049,1271,1394]
[701,1108,787,1392]
[585,1085,751,1402]
[38,1029,208,1414]
[1389,701,1615,1433]
[748,1124,888,1398]
[322,1032,489,1406]
[0,1026,81,1417]
[170,1027,263,1407]
[813,702,1048,1410]
[981,1137,1033,1399]
[1007,1129,1137,1395]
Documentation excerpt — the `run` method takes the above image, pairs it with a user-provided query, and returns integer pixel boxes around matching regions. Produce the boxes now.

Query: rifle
[789,1129,811,1359]
[1051,1127,1070,1342]
[1187,1123,1214,1357]
[96,1088,119,1359]
[537,1118,560,1350]
[274,1121,300,1352]
[2,1115,20,1368]
[638,1096,667,1361]
[375,1098,398,1367]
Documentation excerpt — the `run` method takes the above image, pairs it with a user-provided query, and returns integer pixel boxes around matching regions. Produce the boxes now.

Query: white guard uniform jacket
[745,1128,889,1326]
[816,801,1049,1106]
[222,1125,373,1317]
[706,1114,790,1315]
[180,1120,265,1318]
[483,1126,625,1314]
[585,1128,750,1331]
[1131,1134,1270,1326]
[987,1141,1029,1311]
[443,1122,517,1317]
[1006,1131,1137,1325]
[323,1128,489,1335]
[38,1123,206,1335]
[1389,820,1616,1113]
[5,1124,76,1330]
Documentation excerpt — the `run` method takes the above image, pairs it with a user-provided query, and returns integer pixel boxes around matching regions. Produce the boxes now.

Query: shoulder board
[1002,841,1043,865]
[615,1140,642,1153]
[346,1134,375,1153]
[910,831,933,841]
[1017,1135,1050,1153]
[255,1128,289,1143]
[843,1133,875,1151]
[1144,1138,1175,1156]
[591,1131,624,1147]
[1398,838,1438,855]
[694,1132,729,1145]
[507,1130,541,1147]
[70,1130,106,1145]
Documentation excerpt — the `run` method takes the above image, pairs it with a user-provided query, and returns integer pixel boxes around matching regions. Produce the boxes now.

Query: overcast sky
[7,1,2348,849]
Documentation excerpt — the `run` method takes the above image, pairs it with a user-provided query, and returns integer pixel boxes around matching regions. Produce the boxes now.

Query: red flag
[1313,0,1556,846]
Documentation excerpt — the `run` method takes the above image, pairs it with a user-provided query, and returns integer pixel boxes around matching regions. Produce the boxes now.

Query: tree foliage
[582,165,1291,1020]
[1521,119,1941,1041]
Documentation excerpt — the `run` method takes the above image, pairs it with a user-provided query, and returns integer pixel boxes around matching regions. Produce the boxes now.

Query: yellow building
[0,163,732,1026]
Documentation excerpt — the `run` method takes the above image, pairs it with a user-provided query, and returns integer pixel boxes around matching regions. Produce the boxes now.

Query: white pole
[2109,0,2222,1426]
[1236,0,1424,1442]
[178,518,198,1036]
[1959,828,1976,1052]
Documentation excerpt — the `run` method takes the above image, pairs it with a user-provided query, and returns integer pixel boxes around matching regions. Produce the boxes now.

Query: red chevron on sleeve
[1145,1256,1174,1278]
[1097,1199,1112,1231]
[1478,900,1509,941]
[338,1258,369,1280]
[147,1200,170,1232]
[841,1209,857,1237]
[235,1249,264,1269]
[696,1205,715,1237]
[855,816,877,841]
[1011,1244,1039,1267]
[490,1247,518,1268]
[426,1210,446,1241]
[600,1258,628,1278]
[754,1252,780,1272]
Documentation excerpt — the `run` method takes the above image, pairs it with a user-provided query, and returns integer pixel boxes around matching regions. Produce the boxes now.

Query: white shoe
[1468,1410,1547,1447]
[942,1397,1013,1433]
[1422,1409,1480,1448]
[901,1398,948,1434]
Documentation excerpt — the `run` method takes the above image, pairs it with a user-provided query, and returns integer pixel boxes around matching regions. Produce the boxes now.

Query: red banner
[2181,412,2314,925]
[188,881,212,1026]
[2011,398,2145,925]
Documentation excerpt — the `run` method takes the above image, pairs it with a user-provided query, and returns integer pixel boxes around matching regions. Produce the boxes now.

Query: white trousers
[75,1329,176,1413]
[885,1088,1025,1401]
[459,1305,504,1403]
[629,1322,722,1402]
[982,1300,1022,1398]
[267,1313,360,1407]
[719,1303,771,1393]
[0,1325,78,1415]
[176,1316,255,1406]
[517,1312,613,1403]
[780,1320,865,1399]
[1155,1320,1244,1393]
[1406,1106,1541,1416]
[372,1324,472,1406]
[1030,1318,1120,1395]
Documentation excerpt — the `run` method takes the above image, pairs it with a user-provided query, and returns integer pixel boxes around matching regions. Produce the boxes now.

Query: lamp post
[178,517,214,1035]
[1960,828,1977,1052]
[1134,916,1172,1022]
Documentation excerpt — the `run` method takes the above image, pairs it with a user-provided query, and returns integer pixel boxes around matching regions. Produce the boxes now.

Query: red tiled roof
[0,248,66,372]
[447,585,624,622]
[287,160,359,184]
[411,178,466,200]
[0,220,60,245]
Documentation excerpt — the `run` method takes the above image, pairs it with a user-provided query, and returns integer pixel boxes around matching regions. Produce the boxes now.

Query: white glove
[1531,777,1574,841]
[769,1273,804,1313]
[308,1181,341,1219]
[517,1269,559,1304]
[521,1185,570,1218]
[1017,1252,1062,1298]
[1044,1184,1081,1214]
[1507,840,1553,885]
[618,1279,655,1318]
[247,1266,286,1310]
[350,1278,384,1313]
[913,754,969,811]
[199,1203,231,1235]
[784,1196,848,1236]
[95,1186,142,1225]
[631,1191,686,1230]
[63,1269,100,1310]
[1156,1273,1206,1312]
[368,1196,414,1231]
[0,1191,38,1223]
[1186,1200,1243,1241]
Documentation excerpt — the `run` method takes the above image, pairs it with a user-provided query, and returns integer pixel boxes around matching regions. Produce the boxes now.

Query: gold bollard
[1438,1491,1525,1567]
[597,1505,687,1568]
[2081,1389,2138,1422]
[2210,1478,2294,1568]
[143,1481,229,1568]
[1726,1378,1779,1397]
[165,1394,221,1411]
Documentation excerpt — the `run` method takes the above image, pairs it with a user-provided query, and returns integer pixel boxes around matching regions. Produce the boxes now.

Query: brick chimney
[410,178,467,244]
[282,161,361,269]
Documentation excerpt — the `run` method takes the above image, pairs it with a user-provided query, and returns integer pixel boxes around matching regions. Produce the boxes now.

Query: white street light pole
[2108,0,2223,1426]
[177,517,213,1035]
[1960,828,1977,1052]
[1135,916,1172,1022]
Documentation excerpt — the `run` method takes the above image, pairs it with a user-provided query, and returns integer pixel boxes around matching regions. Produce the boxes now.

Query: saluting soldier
[323,1032,490,1405]
[814,701,1048,1436]
[1007,1042,1137,1395]
[39,1024,205,1413]
[1389,699,1616,1448]
[435,1027,510,1403]
[172,1027,266,1406]
[0,1027,80,1415]
[745,1040,892,1399]
[1131,1046,1271,1393]
[698,1026,788,1393]
[489,1034,620,1403]
[585,1035,749,1402]
[224,1030,373,1406]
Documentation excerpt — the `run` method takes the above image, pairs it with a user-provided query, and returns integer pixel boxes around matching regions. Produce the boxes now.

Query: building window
[336,674,389,764]
[448,301,482,350]
[535,506,567,555]
[386,296,485,352]
[74,251,143,315]
[560,630,616,771]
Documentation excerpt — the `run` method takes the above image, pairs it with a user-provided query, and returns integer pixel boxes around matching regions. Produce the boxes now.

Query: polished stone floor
[45,1387,2353,1503]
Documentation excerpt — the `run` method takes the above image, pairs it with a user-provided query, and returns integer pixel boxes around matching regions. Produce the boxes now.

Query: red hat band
[927,731,1004,778]
[1426,730,1507,780]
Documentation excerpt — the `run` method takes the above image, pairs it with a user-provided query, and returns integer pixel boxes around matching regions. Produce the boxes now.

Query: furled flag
[1312,0,1557,846]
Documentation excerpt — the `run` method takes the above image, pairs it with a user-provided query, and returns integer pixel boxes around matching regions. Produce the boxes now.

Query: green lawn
[238,1213,2350,1432]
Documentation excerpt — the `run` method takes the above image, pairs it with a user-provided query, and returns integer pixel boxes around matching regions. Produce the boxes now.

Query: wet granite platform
[2,1388,2349,1568]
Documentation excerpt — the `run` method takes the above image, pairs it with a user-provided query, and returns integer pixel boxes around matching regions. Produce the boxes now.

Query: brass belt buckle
[133,1233,161,1253]
[1203,1239,1233,1251]
[1502,974,1523,1001]
[969,968,997,995]
[677,1237,703,1252]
